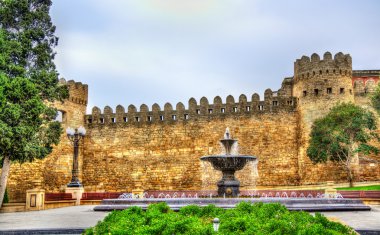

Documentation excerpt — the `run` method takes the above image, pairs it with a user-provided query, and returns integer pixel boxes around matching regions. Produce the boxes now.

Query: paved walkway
[320,205,380,231]
[0,206,108,232]
[0,205,379,233]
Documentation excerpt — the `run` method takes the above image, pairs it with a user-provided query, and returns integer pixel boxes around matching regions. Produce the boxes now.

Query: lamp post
[66,126,86,187]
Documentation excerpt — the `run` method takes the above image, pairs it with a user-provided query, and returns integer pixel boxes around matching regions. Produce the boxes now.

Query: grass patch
[85,202,355,235]
[336,185,380,191]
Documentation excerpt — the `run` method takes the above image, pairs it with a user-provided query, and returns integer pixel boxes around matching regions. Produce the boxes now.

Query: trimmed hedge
[85,202,355,235]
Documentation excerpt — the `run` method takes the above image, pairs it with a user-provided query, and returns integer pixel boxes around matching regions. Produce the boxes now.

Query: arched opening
[55,110,66,123]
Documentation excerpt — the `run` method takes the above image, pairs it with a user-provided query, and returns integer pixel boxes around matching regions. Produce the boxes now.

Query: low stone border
[0,228,378,235]
[356,230,380,235]
[0,228,85,235]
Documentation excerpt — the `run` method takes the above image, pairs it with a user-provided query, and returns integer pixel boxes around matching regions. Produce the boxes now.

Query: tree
[0,0,68,207]
[371,83,380,115]
[307,103,379,187]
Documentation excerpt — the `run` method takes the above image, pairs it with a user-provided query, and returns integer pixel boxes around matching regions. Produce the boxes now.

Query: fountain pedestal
[217,170,240,197]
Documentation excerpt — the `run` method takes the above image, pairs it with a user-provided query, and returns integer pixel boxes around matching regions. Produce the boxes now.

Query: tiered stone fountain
[201,128,256,197]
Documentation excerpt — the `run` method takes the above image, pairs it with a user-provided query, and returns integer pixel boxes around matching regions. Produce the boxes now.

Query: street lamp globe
[66,127,75,136]
[77,126,86,136]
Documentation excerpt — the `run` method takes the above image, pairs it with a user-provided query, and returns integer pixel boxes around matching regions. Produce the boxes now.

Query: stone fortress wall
[5,52,380,202]
[83,96,299,193]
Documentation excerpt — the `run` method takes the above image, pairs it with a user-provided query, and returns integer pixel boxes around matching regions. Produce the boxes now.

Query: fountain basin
[200,155,256,171]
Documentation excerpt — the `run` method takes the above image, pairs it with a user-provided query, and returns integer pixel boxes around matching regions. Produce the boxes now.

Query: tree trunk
[346,166,354,188]
[0,156,11,209]
[344,148,355,188]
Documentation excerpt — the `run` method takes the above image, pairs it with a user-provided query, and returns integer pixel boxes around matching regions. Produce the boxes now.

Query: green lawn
[336,185,380,191]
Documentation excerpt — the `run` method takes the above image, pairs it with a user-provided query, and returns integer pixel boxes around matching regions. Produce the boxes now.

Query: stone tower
[50,79,89,189]
[55,78,88,128]
[293,52,354,183]
[38,79,88,192]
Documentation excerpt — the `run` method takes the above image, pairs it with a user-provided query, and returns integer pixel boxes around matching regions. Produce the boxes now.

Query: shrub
[179,204,202,217]
[85,202,356,235]
[200,204,224,217]
[147,202,170,213]
[2,188,8,204]
[235,201,254,214]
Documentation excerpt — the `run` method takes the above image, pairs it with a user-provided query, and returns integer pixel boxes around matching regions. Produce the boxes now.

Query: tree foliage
[0,70,62,163]
[0,0,68,205]
[0,0,68,163]
[371,82,380,115]
[0,0,67,101]
[307,103,379,186]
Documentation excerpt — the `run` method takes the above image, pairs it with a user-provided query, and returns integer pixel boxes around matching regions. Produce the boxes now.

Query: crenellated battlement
[85,83,297,126]
[292,52,354,102]
[59,78,88,105]
[294,52,352,82]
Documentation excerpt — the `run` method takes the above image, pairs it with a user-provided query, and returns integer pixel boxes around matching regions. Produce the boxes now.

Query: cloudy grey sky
[51,0,380,113]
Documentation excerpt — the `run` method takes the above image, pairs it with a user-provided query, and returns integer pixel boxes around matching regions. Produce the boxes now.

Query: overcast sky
[51,0,380,113]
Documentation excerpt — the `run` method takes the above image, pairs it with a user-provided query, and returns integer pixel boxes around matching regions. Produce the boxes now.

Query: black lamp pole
[66,127,86,187]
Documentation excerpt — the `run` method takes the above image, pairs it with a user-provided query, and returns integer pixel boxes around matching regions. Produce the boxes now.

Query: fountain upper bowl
[200,155,256,171]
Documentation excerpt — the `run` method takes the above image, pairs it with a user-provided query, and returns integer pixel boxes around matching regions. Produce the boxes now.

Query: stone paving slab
[0,206,108,231]
[0,205,379,234]
[0,228,85,234]
[320,205,380,230]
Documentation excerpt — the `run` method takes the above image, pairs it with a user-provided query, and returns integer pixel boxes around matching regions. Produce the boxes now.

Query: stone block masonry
[83,111,299,192]
[3,52,380,202]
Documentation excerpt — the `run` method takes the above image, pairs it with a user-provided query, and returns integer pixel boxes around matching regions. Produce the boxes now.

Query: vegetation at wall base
[371,83,380,115]
[85,202,355,235]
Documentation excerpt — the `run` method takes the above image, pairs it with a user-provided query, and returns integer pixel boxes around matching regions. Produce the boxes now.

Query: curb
[0,228,379,235]
[356,230,380,235]
[0,228,85,234]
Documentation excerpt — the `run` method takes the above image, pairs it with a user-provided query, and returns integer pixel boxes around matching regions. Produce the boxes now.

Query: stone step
[0,203,26,213]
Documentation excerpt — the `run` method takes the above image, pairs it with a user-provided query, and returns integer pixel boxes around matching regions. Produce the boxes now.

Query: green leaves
[307,103,379,164]
[371,83,380,115]
[0,30,25,78]
[0,74,59,162]
[0,0,67,164]
[0,0,68,101]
